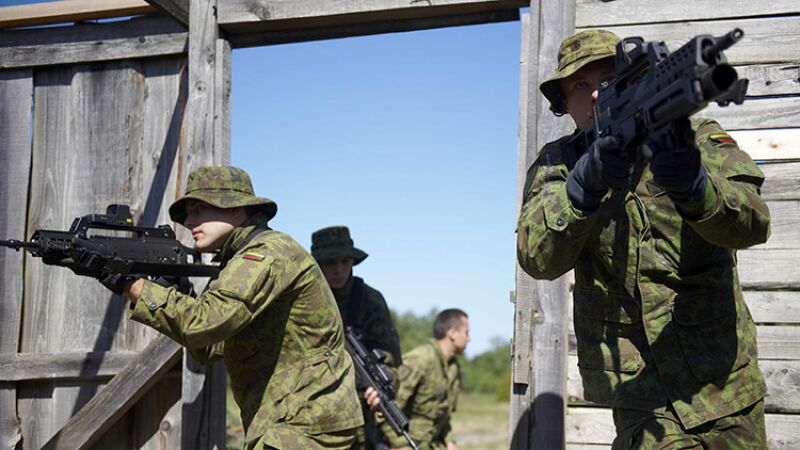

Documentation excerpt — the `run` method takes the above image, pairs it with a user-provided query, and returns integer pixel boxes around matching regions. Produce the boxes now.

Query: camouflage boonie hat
[540,29,620,115]
[311,226,368,265]
[169,166,277,224]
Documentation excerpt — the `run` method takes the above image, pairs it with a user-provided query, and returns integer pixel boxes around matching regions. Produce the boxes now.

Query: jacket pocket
[574,289,644,373]
[672,291,750,382]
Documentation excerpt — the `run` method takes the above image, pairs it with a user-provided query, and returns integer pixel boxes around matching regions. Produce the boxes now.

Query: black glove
[152,275,195,295]
[567,135,629,212]
[649,119,708,204]
[99,272,134,296]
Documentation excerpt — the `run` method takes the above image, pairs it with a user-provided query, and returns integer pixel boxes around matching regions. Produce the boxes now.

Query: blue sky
[232,23,522,356]
[2,0,524,356]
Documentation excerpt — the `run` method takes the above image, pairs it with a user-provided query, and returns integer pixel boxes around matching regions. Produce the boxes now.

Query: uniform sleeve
[130,239,294,349]
[516,142,598,280]
[188,342,224,364]
[680,119,771,249]
[382,354,424,448]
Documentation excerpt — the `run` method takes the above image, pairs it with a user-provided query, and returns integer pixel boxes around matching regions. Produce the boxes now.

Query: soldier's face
[318,256,356,289]
[451,317,471,355]
[183,200,247,252]
[560,58,616,129]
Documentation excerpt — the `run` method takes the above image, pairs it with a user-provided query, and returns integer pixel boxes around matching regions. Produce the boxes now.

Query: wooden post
[0,69,32,450]
[511,1,575,449]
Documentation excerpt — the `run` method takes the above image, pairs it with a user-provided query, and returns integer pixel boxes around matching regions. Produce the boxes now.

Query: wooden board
[566,407,800,449]
[0,68,32,450]
[0,17,187,69]
[576,0,800,27]
[0,0,154,29]
[730,129,800,161]
[0,352,137,382]
[760,163,800,202]
[747,291,800,325]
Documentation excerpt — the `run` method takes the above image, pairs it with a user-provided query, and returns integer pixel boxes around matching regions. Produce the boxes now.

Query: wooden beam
[0,0,155,29]
[229,9,519,47]
[0,16,187,69]
[40,335,181,450]
[0,352,138,382]
[143,0,188,28]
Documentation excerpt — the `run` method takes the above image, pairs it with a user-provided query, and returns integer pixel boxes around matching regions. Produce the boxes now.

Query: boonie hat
[539,29,620,115]
[169,166,277,224]
[311,226,368,265]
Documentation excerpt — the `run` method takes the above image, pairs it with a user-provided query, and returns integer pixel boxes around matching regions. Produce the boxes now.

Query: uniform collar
[215,212,269,263]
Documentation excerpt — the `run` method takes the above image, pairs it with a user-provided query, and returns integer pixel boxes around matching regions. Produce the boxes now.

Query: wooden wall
[513,1,800,448]
[0,15,226,449]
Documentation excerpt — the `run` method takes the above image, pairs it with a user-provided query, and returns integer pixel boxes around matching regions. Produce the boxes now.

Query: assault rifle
[1,204,219,284]
[566,28,749,168]
[344,327,419,450]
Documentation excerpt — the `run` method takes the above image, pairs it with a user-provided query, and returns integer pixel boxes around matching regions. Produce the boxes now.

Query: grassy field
[227,390,508,449]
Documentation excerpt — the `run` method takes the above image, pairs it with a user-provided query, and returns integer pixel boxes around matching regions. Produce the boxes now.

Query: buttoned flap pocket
[574,289,643,373]
[283,347,346,432]
[672,291,750,382]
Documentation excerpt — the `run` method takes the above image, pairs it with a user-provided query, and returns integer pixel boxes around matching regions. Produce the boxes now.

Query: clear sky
[231,22,522,356]
[1,0,524,356]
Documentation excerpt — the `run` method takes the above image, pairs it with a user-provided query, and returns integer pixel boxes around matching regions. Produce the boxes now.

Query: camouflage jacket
[516,118,770,429]
[384,340,460,450]
[332,276,402,366]
[131,215,364,448]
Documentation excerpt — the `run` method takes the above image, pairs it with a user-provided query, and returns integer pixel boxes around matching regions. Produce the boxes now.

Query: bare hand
[364,386,381,411]
[446,441,459,450]
[123,278,145,304]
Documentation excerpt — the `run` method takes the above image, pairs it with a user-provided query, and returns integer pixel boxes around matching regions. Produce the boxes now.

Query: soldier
[516,30,770,448]
[311,226,402,450]
[368,308,469,450]
[118,166,364,449]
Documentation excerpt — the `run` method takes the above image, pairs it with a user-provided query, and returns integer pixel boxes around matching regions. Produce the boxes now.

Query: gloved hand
[567,135,630,212]
[649,119,708,204]
[152,275,195,295]
[99,272,135,296]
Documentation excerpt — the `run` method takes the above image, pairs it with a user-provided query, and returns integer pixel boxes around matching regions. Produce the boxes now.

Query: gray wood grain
[576,0,800,27]
[705,97,800,131]
[0,17,187,69]
[143,0,189,27]
[761,163,800,202]
[735,64,800,97]
[747,291,800,324]
[0,352,138,382]
[40,335,182,450]
[0,68,32,450]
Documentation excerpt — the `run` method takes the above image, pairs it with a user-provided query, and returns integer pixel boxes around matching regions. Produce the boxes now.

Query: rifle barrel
[0,240,38,251]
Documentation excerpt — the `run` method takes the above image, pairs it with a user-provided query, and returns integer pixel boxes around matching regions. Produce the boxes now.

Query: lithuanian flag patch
[242,251,266,262]
[709,133,736,144]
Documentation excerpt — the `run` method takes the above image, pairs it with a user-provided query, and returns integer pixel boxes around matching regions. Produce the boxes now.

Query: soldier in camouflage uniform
[121,166,364,449]
[517,30,770,449]
[311,226,402,450]
[372,309,468,450]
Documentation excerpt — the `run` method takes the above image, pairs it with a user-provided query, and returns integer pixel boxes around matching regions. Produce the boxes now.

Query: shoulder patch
[242,251,266,262]
[709,133,736,144]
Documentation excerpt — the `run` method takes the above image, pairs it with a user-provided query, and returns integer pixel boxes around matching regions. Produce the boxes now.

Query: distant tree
[391,307,437,355]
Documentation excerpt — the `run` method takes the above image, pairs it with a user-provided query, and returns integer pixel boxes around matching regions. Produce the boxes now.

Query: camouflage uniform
[383,340,461,450]
[517,30,770,448]
[312,226,402,450]
[131,167,363,449]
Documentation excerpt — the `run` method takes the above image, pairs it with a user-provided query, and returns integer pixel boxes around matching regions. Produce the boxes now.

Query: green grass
[450,392,509,450]
[227,389,508,450]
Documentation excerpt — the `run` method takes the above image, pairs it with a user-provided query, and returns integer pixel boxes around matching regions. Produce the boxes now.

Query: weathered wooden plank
[738,249,800,290]
[576,0,800,27]
[730,129,800,161]
[0,68,32,450]
[214,38,232,166]
[735,64,800,98]
[567,355,800,413]
[594,17,800,66]
[218,0,527,31]
[143,0,188,28]
[747,291,800,325]
[0,0,155,29]
[40,335,182,450]
[566,407,800,449]
[758,326,800,360]
[0,17,187,69]
[0,352,138,382]
[704,97,800,131]
[226,9,521,48]
[760,163,800,202]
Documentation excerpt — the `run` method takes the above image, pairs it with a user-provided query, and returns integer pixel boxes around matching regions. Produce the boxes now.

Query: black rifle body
[566,28,748,167]
[1,204,219,279]
[344,327,419,450]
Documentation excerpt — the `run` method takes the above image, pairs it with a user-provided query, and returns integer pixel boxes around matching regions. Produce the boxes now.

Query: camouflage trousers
[258,427,358,449]
[611,400,766,450]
